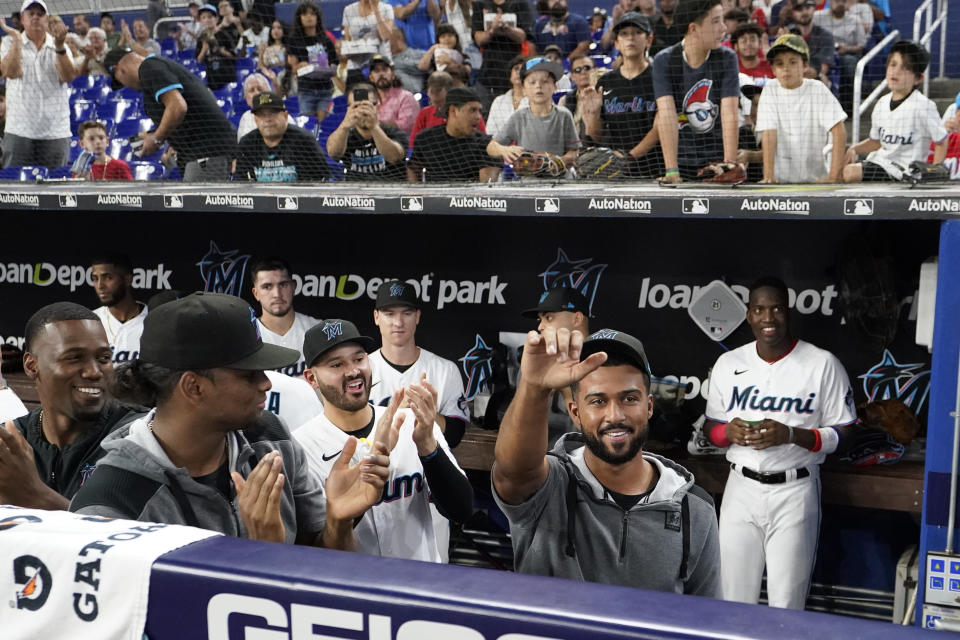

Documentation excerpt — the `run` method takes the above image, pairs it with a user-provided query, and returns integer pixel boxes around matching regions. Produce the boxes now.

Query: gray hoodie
[69,409,327,543]
[493,433,722,597]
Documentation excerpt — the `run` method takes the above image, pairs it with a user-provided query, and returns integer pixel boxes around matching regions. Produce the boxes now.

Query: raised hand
[405,375,439,456]
[324,437,391,521]
[231,450,286,543]
[372,389,405,454]
[519,327,607,393]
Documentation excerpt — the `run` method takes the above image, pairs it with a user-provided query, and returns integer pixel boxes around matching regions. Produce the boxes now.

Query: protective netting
[0,0,956,184]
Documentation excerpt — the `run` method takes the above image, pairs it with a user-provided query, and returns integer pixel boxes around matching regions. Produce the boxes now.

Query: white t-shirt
[242,26,270,48]
[368,348,468,422]
[257,312,321,377]
[0,32,74,139]
[294,405,461,562]
[705,339,857,472]
[755,78,847,182]
[486,92,528,137]
[341,1,395,69]
[264,370,323,431]
[93,304,148,363]
[864,89,949,180]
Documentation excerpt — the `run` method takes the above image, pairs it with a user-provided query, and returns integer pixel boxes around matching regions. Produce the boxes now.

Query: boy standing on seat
[842,40,948,183]
[755,34,846,183]
[73,120,132,180]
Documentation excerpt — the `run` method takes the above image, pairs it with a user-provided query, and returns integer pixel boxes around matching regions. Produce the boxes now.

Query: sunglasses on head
[572,65,594,73]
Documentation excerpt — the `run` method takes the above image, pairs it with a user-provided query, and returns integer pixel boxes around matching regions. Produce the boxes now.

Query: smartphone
[353,88,369,102]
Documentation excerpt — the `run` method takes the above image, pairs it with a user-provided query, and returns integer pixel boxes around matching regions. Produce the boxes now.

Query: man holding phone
[326,81,408,181]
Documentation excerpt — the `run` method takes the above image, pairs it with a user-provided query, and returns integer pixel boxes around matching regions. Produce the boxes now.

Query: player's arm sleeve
[651,49,671,99]
[683,493,722,598]
[819,354,858,428]
[720,49,740,98]
[422,444,474,523]
[492,455,566,527]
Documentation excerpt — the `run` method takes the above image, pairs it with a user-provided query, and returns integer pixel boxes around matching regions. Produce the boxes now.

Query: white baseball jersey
[294,406,463,562]
[755,79,847,183]
[264,371,323,431]
[368,348,468,422]
[257,312,321,378]
[705,339,857,472]
[866,90,949,180]
[93,304,148,363]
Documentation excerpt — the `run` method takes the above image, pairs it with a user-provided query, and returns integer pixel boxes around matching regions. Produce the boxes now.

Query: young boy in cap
[295,319,474,562]
[755,33,847,183]
[408,86,522,181]
[494,56,580,174]
[70,293,391,551]
[842,40,948,182]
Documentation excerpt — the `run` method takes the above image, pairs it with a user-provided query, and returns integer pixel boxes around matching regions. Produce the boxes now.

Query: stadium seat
[80,84,112,102]
[19,166,49,181]
[115,117,155,139]
[216,98,233,116]
[160,36,177,57]
[130,161,167,180]
[236,57,257,74]
[213,83,239,100]
[228,112,244,130]
[99,117,117,137]
[415,92,429,107]
[49,165,74,179]
[71,100,97,125]
[236,67,253,85]
[67,139,83,162]
[295,115,318,135]
[109,87,142,103]
[97,100,139,124]
[71,74,107,91]
[284,97,300,116]
[168,166,183,181]
[108,139,133,162]
[176,49,196,63]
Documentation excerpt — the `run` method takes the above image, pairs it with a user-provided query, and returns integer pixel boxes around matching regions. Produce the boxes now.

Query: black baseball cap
[521,287,591,318]
[104,46,134,90]
[580,328,651,375]
[521,56,564,82]
[440,86,481,117]
[375,280,420,310]
[139,292,299,370]
[613,11,652,34]
[303,319,376,367]
[369,54,393,69]
[251,91,286,114]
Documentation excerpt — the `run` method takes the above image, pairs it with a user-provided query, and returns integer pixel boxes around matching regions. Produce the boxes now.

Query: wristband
[420,445,440,461]
[815,427,839,454]
[811,428,822,452]
[708,422,731,447]
[664,168,679,176]
[56,48,67,54]
[787,426,795,444]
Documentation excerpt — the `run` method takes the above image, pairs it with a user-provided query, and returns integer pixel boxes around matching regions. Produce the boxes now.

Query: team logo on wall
[459,335,494,400]
[682,198,709,214]
[196,241,251,296]
[12,555,52,611]
[537,248,607,316]
[859,349,931,415]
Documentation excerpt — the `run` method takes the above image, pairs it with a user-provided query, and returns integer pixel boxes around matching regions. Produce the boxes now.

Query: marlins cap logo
[257,93,272,107]
[322,321,343,340]
[390,283,405,297]
[590,329,619,340]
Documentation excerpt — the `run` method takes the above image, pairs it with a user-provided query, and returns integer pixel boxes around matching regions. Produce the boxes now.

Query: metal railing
[851,29,899,145]
[913,0,949,95]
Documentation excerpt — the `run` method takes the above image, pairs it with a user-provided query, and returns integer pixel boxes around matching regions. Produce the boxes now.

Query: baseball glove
[513,151,566,178]
[697,162,747,184]
[575,147,628,180]
[857,399,919,445]
[901,161,950,185]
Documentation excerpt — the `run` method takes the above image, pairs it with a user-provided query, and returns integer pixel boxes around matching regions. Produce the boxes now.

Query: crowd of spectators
[0,0,956,183]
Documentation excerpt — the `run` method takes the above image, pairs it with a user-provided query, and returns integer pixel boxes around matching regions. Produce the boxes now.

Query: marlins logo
[322,320,343,340]
[196,241,251,296]
[860,349,931,416]
[589,329,619,340]
[13,555,52,611]
[390,283,405,297]
[679,79,718,133]
[459,335,494,400]
[249,308,262,339]
[538,248,607,315]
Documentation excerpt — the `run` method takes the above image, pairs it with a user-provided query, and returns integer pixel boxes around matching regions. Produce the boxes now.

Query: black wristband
[419,445,440,462]
[56,48,67,54]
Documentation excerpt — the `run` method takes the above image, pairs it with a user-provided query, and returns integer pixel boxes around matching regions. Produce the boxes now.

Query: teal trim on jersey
[155,83,185,103]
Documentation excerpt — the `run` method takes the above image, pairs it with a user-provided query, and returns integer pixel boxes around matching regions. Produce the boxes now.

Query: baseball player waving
[704,276,858,610]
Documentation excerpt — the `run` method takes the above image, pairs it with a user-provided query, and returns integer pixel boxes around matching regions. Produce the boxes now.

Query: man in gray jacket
[493,326,721,596]
[70,292,391,551]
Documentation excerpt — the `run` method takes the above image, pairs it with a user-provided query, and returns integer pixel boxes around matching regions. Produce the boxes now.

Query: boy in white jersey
[703,277,858,609]
[756,34,847,183]
[90,253,147,363]
[842,40,948,182]
[250,257,320,378]
[294,319,474,562]
[368,280,468,448]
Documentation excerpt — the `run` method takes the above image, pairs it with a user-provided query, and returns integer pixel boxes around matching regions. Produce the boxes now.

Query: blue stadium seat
[284,97,300,116]
[294,114,318,135]
[0,166,23,180]
[236,57,257,74]
[19,166,49,181]
[160,36,177,57]
[115,117,155,139]
[108,139,133,162]
[67,139,83,162]
[49,165,74,179]
[236,67,253,86]
[130,161,167,180]
[168,166,183,181]
[216,98,234,116]
[228,112,244,130]
[109,87,142,103]
[71,100,97,124]
[97,100,139,124]
[81,84,112,102]
[71,74,107,90]
[99,117,117,137]
[213,83,239,100]
[176,49,196,63]
[415,92,429,107]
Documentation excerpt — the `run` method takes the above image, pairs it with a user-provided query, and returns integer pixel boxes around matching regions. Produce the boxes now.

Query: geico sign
[207,593,562,640]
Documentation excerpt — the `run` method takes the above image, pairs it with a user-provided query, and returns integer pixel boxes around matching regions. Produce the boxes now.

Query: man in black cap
[492,326,721,595]
[295,319,473,562]
[236,90,330,182]
[70,293,391,551]
[408,86,521,182]
[103,45,235,180]
[368,280,468,447]
[2,302,144,509]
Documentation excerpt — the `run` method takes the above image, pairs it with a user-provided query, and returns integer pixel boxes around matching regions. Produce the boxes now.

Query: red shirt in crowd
[739,57,773,80]
[75,157,133,180]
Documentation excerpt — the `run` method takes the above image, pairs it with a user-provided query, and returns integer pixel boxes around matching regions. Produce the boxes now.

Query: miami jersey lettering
[93,305,147,364]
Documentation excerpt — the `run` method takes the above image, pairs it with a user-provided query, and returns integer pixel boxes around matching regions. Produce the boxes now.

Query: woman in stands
[259,19,290,93]
[486,56,527,137]
[287,2,339,123]
[417,24,470,80]
[341,0,394,73]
